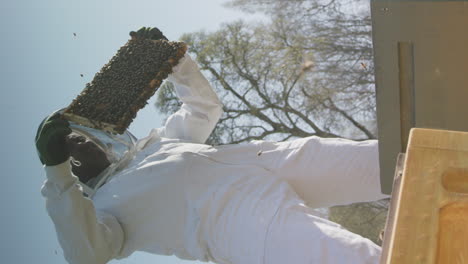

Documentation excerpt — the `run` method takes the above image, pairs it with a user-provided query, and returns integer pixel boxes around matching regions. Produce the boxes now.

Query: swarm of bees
[64,38,187,134]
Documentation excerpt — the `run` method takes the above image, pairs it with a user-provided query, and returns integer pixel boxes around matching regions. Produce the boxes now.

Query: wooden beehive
[381,128,468,263]
[64,38,187,134]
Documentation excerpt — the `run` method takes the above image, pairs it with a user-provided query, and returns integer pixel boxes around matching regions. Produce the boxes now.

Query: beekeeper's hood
[68,120,137,197]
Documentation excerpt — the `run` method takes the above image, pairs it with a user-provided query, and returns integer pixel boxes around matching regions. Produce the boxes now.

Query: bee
[360,62,367,70]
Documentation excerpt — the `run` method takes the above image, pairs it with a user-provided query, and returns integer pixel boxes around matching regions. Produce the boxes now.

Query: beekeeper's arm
[156,54,223,144]
[307,137,388,207]
[36,113,123,264]
[278,137,388,208]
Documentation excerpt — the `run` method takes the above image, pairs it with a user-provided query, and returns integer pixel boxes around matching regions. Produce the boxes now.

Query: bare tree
[157,14,376,143]
[226,0,377,135]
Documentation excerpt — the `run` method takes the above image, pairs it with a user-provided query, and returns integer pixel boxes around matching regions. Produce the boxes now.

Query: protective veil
[66,121,137,197]
[41,54,388,264]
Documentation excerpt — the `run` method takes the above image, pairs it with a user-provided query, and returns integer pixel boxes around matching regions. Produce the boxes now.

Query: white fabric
[42,162,124,264]
[264,200,381,264]
[41,54,387,264]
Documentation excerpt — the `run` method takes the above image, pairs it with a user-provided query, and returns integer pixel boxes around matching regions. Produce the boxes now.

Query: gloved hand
[35,110,72,166]
[129,27,168,41]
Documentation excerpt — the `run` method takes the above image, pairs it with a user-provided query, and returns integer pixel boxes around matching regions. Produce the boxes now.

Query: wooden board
[380,128,468,263]
[371,0,468,194]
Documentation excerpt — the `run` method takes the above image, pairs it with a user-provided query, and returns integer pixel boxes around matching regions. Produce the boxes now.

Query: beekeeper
[36,28,388,264]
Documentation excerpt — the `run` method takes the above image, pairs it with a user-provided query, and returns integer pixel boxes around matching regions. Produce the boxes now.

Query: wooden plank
[437,203,468,263]
[379,153,405,262]
[371,0,468,194]
[380,128,468,263]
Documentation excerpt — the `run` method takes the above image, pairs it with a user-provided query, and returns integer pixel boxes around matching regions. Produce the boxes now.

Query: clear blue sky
[0,1,260,263]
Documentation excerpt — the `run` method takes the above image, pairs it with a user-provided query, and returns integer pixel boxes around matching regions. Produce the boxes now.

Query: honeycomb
[64,38,187,134]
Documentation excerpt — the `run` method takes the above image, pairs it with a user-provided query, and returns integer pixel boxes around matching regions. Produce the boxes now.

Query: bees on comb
[64,38,187,134]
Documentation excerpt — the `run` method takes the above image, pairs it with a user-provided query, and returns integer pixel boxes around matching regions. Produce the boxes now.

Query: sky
[0,1,261,263]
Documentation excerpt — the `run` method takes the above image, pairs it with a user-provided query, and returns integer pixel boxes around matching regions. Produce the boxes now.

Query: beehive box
[64,38,187,134]
[381,128,468,263]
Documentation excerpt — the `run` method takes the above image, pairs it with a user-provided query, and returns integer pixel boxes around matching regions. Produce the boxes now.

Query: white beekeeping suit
[41,54,388,264]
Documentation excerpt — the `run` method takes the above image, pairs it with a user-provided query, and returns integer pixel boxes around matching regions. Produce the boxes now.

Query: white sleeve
[158,54,223,144]
[41,161,124,264]
[261,137,388,208]
[296,138,389,208]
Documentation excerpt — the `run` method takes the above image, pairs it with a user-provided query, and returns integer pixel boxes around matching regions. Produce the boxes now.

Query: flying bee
[361,62,367,70]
